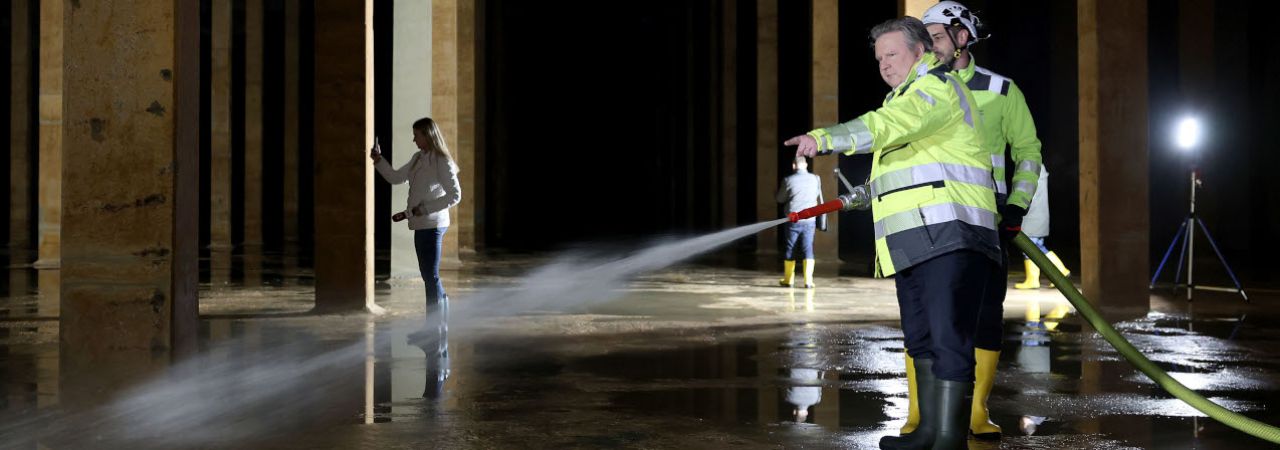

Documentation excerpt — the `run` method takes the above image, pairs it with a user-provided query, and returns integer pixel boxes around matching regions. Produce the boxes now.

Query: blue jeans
[783,221,815,260]
[415,227,448,305]
[1022,236,1049,259]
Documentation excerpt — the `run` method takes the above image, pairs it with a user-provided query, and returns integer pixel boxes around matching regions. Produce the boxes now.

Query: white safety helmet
[921,1,988,46]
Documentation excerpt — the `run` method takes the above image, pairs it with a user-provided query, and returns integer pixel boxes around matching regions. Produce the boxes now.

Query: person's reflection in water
[409,306,450,399]
[786,368,822,422]
[1017,300,1051,374]
[782,325,823,423]
[1019,415,1047,435]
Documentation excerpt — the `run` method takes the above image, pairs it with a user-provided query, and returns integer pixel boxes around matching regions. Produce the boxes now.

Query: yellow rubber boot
[970,348,1002,439]
[780,260,796,287]
[1014,259,1040,289]
[899,353,920,434]
[1045,251,1071,277]
[802,259,816,288]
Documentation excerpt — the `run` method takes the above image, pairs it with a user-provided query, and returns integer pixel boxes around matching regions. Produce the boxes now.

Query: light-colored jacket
[1021,165,1050,237]
[776,171,822,223]
[375,150,461,230]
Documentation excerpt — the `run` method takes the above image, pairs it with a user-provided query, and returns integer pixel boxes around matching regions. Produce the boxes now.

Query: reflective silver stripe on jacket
[821,133,851,152]
[1012,180,1036,198]
[944,74,974,128]
[825,119,873,154]
[849,119,874,154]
[991,155,1007,194]
[873,203,997,240]
[990,154,1006,170]
[915,89,936,106]
[1016,159,1041,177]
[869,162,996,197]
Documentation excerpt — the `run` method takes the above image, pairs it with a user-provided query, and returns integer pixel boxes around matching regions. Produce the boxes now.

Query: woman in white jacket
[370,118,462,342]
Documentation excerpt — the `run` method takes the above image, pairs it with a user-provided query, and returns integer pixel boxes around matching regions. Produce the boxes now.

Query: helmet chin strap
[944,25,965,69]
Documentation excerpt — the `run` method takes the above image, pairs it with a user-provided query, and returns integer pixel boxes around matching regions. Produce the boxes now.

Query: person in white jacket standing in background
[370,117,462,355]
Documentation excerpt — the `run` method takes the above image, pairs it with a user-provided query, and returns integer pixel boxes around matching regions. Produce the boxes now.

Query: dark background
[2,0,1278,285]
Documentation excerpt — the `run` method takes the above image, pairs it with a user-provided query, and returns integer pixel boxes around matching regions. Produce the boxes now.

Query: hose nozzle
[788,187,872,223]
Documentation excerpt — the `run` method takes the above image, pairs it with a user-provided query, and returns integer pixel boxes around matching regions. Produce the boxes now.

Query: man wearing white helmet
[893,1,1045,442]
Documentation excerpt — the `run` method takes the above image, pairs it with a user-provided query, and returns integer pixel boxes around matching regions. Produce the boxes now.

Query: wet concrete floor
[2,250,1279,449]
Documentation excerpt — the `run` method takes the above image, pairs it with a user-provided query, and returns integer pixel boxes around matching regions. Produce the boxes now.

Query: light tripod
[1149,168,1248,302]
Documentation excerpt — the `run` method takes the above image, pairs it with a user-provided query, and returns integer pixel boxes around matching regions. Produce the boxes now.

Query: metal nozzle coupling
[834,168,871,212]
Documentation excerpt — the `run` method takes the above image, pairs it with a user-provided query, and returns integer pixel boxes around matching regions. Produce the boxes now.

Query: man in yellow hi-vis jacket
[786,17,998,450]
[892,1,1045,441]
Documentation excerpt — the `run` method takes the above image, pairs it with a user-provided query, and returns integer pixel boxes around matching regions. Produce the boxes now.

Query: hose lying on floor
[1012,232,1280,444]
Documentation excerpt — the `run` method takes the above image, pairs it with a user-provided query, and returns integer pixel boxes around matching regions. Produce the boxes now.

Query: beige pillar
[33,0,62,269]
[10,0,33,251]
[456,0,482,255]
[243,0,264,249]
[390,0,431,279]
[755,0,779,255]
[60,0,200,400]
[720,0,739,229]
[1078,0,1149,315]
[313,0,379,313]
[431,0,481,267]
[811,0,839,261]
[283,0,301,248]
[899,0,938,18]
[210,0,232,251]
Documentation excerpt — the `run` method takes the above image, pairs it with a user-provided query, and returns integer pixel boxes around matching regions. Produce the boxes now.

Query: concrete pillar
[755,0,779,255]
[210,0,232,251]
[1078,0,1149,314]
[59,0,200,400]
[243,0,264,249]
[720,0,739,229]
[899,0,937,18]
[33,0,63,269]
[456,0,482,255]
[811,0,838,261]
[390,0,431,279]
[283,0,301,248]
[240,0,265,287]
[10,0,33,251]
[431,0,482,267]
[313,0,379,313]
[433,0,459,267]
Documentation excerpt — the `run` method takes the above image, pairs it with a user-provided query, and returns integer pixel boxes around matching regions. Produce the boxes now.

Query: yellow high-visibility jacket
[957,58,1043,209]
[807,53,1000,276]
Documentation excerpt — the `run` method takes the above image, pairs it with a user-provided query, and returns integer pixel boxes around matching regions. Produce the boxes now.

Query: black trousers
[895,250,994,382]
[975,248,1009,351]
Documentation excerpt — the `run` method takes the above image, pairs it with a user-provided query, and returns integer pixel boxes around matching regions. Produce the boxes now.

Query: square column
[811,0,839,261]
[313,0,379,313]
[34,0,63,269]
[755,0,779,255]
[59,0,200,396]
[1078,0,1149,314]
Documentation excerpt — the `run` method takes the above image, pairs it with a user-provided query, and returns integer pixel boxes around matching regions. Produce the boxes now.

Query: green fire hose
[1013,232,1280,444]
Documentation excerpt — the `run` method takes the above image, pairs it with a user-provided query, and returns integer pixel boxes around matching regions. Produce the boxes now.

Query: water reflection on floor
[2,250,1280,449]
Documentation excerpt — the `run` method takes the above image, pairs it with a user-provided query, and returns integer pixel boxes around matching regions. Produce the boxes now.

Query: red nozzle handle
[789,198,845,222]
